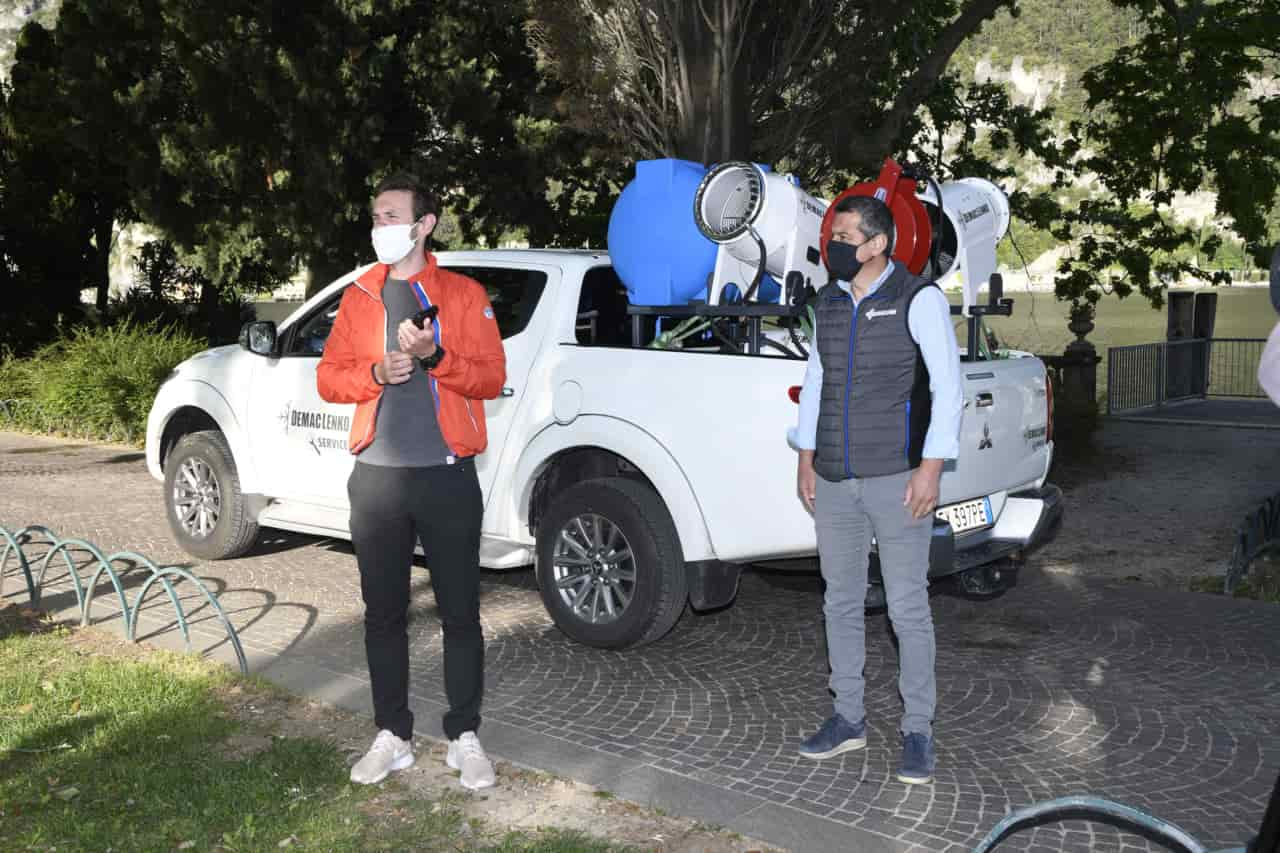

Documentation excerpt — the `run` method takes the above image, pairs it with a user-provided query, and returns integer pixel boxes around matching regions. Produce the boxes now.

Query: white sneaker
[446,731,496,791]
[350,729,414,785]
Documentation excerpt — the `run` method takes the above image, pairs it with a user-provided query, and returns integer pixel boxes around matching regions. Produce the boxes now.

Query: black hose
[742,226,768,302]
[760,336,799,358]
[707,318,742,353]
[788,322,808,359]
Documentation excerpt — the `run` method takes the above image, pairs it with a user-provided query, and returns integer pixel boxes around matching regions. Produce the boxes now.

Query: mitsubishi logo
[978,423,993,450]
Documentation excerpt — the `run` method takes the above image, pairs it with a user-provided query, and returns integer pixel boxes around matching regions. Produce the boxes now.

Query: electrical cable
[742,226,767,303]
[1008,226,1046,352]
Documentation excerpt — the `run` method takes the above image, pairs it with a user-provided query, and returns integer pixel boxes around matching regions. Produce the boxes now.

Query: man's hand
[375,351,416,385]
[904,458,944,520]
[797,450,817,513]
[397,318,437,359]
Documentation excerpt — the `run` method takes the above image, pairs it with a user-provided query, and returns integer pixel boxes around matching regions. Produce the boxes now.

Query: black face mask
[826,240,864,282]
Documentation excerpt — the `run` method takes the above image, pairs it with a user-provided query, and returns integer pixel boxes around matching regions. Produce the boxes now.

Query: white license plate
[935,497,992,534]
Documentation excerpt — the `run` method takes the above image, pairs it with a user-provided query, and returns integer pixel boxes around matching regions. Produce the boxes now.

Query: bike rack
[1225,492,1280,595]
[0,523,248,674]
[971,791,1275,853]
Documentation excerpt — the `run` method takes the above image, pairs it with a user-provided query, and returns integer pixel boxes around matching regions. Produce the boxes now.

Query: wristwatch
[419,346,446,372]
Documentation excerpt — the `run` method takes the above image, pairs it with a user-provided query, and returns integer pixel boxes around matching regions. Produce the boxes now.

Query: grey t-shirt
[356,278,454,468]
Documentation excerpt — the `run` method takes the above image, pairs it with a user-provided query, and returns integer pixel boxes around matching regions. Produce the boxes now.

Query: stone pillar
[1055,309,1100,439]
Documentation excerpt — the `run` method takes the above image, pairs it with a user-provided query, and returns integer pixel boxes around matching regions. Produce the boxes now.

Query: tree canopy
[0,0,618,352]
[1050,0,1280,313]
[1,0,1277,355]
[532,0,1280,315]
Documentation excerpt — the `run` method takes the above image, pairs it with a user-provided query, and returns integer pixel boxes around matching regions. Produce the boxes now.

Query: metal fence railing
[1106,337,1267,415]
[1206,338,1268,398]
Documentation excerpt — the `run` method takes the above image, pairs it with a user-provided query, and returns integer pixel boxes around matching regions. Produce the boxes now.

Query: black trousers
[347,459,484,741]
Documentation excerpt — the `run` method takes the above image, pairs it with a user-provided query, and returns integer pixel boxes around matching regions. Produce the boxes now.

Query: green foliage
[1189,551,1280,603]
[0,321,206,443]
[4,0,1279,341]
[125,0,617,294]
[2,0,620,345]
[953,0,1146,129]
[1032,0,1278,314]
[1,0,162,318]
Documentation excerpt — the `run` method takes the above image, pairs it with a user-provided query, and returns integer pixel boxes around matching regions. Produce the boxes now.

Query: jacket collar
[354,252,439,298]
[836,259,897,299]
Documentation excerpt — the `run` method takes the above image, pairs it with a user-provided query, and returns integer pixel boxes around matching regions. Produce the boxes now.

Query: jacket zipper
[352,279,385,451]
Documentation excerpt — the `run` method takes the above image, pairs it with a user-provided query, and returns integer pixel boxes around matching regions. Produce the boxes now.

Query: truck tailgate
[943,356,1052,509]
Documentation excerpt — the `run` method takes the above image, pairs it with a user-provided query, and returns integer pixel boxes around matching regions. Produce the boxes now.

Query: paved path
[1109,398,1280,429]
[1,429,1277,853]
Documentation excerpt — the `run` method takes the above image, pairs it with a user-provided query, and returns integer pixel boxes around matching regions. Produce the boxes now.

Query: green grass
[1189,550,1280,604]
[951,286,1277,405]
[0,607,632,853]
[952,286,1277,355]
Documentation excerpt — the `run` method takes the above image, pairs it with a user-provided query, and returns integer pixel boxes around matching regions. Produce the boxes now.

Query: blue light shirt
[792,260,964,461]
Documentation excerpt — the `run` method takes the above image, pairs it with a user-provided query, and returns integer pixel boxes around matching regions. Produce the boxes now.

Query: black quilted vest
[813,263,936,481]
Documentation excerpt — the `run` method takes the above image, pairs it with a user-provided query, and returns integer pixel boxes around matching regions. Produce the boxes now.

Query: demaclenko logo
[289,410,350,432]
[961,203,991,225]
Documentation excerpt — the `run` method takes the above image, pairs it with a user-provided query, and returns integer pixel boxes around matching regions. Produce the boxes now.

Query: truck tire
[163,430,259,560]
[535,477,687,649]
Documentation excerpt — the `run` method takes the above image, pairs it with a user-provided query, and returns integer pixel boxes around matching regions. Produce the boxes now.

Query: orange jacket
[316,256,506,457]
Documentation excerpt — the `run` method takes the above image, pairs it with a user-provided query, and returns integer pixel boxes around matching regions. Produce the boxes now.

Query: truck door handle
[975,392,994,408]
[501,386,515,397]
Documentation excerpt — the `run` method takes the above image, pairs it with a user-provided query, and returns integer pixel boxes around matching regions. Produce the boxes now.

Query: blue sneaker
[799,713,867,759]
[897,732,936,784]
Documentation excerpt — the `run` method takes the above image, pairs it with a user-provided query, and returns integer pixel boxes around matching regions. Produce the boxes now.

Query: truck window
[285,290,345,356]
[576,266,633,347]
[446,266,548,339]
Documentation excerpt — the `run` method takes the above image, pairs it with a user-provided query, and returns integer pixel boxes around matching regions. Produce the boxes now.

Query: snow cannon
[821,159,1010,316]
[606,159,719,306]
[692,161,829,306]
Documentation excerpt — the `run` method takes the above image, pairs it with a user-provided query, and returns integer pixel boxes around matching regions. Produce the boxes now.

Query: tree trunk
[94,213,113,315]
[306,257,351,300]
[669,1,752,165]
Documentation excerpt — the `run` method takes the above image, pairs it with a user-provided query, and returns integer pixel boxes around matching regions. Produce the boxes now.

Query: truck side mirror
[239,320,278,357]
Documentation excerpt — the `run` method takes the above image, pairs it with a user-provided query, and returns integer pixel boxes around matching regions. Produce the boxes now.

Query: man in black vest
[792,195,963,784]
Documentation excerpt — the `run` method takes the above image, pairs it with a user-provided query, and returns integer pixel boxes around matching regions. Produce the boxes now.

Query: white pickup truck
[145,249,1062,648]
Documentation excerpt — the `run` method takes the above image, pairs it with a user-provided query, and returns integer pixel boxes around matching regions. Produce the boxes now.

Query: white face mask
[370,223,418,265]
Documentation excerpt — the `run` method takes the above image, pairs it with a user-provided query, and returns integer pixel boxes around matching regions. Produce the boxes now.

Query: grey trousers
[815,469,936,737]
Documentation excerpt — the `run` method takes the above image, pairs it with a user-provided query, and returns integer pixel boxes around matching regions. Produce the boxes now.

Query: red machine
[820,158,935,276]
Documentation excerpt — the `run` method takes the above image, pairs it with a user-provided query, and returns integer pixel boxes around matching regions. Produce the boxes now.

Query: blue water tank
[607,159,718,306]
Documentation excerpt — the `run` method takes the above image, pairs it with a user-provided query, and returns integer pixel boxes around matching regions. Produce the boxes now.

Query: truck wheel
[535,477,687,649]
[163,430,259,560]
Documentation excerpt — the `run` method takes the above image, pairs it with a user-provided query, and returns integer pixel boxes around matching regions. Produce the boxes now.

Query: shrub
[0,321,206,444]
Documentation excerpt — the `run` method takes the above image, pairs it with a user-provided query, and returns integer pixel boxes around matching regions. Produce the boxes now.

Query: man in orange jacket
[318,173,506,791]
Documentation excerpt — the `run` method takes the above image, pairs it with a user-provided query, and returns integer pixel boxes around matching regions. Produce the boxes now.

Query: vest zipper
[844,289,890,478]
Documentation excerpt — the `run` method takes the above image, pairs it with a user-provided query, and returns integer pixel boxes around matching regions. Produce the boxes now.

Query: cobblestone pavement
[2,428,1277,853]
